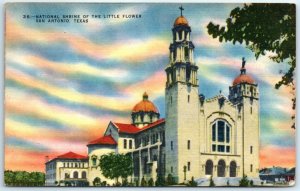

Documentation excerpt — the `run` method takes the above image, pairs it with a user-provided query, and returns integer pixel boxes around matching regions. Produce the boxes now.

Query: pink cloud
[260,145,295,168]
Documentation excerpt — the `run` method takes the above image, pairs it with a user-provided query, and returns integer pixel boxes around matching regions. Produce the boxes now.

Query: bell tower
[165,6,200,183]
[229,58,260,178]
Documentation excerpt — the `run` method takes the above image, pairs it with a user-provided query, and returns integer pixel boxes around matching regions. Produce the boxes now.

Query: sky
[4,3,295,172]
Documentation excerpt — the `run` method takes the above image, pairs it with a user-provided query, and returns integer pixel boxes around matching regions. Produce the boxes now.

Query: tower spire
[179,5,184,16]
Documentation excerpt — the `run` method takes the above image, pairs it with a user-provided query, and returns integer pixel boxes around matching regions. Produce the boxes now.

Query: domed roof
[132,92,159,113]
[233,71,255,86]
[174,16,189,27]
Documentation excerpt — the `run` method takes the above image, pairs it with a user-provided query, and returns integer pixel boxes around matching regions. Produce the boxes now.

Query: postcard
[4,3,296,187]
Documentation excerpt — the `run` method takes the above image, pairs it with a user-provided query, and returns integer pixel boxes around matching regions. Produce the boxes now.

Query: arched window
[211,119,231,153]
[217,160,226,177]
[230,161,237,177]
[205,160,213,175]
[82,171,87,179]
[91,156,97,166]
[129,140,132,149]
[73,171,78,179]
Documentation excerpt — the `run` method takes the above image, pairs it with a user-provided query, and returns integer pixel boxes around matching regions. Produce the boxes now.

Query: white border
[1,0,298,191]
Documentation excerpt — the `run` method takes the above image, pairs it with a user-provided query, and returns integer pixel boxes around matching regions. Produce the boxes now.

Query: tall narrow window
[188,95,190,103]
[226,124,230,143]
[187,162,191,171]
[92,157,97,166]
[250,164,253,172]
[129,140,132,149]
[250,107,252,114]
[212,124,216,141]
[171,141,173,150]
[250,146,253,154]
[185,47,189,59]
[187,140,190,150]
[171,166,173,173]
[124,139,127,149]
[218,121,225,142]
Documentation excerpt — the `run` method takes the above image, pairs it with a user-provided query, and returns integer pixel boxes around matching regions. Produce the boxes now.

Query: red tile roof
[56,151,87,160]
[87,134,117,146]
[113,122,140,134]
[113,118,165,134]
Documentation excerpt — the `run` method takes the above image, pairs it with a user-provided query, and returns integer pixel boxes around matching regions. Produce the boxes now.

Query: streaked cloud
[7,52,129,81]
[6,18,169,62]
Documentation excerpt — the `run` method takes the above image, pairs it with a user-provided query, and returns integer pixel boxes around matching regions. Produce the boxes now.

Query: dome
[174,16,189,27]
[233,73,255,86]
[132,92,159,113]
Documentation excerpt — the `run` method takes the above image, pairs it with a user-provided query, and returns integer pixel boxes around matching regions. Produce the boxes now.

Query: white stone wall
[242,97,260,178]
[165,82,201,183]
[199,96,243,177]
[87,145,116,185]
[117,134,136,154]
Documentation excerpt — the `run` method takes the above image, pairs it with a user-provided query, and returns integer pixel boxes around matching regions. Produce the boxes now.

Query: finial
[241,57,246,74]
[179,5,184,16]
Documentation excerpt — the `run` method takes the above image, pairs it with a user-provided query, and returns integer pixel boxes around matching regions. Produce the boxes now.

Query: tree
[207,3,296,128]
[99,152,133,185]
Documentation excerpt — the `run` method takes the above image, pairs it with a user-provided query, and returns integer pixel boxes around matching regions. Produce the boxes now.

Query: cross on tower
[179,5,184,16]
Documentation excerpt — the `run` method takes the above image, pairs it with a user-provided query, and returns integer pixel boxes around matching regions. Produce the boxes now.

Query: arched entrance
[217,160,226,177]
[205,160,213,175]
[230,161,237,177]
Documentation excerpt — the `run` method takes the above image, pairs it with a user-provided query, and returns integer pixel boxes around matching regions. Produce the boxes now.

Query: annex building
[45,10,260,186]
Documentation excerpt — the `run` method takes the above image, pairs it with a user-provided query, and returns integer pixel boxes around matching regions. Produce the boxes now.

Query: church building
[45,8,260,186]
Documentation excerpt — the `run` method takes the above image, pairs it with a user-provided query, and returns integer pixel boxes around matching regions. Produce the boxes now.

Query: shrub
[141,176,147,186]
[166,174,175,185]
[239,175,250,187]
[187,176,197,187]
[101,181,107,186]
[250,180,254,186]
[209,176,215,187]
[155,174,165,186]
[148,178,154,186]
